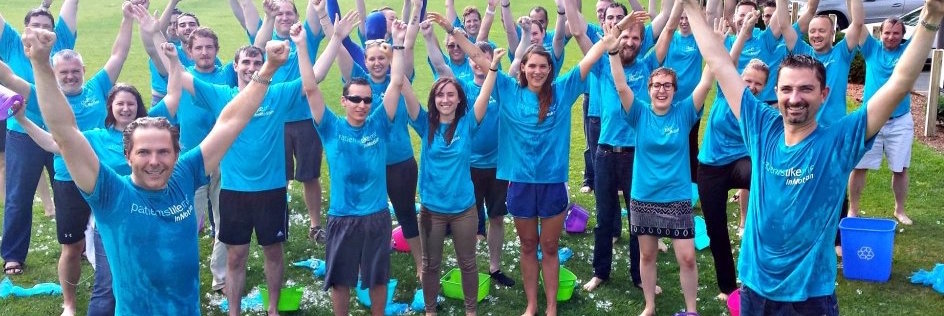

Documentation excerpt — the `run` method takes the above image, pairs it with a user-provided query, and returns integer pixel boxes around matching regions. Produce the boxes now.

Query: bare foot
[579,186,592,193]
[612,236,619,245]
[654,285,662,295]
[716,292,729,301]
[835,245,843,257]
[895,213,913,225]
[658,239,668,252]
[638,307,656,316]
[848,210,859,217]
[583,277,604,291]
[61,308,76,316]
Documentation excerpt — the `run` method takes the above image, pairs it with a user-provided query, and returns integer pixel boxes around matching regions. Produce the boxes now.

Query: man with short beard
[847,18,916,225]
[684,0,943,312]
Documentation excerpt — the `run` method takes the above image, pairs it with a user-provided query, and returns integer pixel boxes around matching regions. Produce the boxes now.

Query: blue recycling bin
[839,217,898,282]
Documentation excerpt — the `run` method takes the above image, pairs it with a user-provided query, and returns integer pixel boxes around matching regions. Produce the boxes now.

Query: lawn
[1,0,944,315]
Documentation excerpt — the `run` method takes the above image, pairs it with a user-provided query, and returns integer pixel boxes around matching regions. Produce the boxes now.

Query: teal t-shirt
[82,148,208,316]
[697,88,749,166]
[85,128,130,176]
[664,32,702,99]
[493,67,586,183]
[147,101,179,126]
[174,65,236,152]
[726,28,779,74]
[736,88,874,301]
[429,53,474,82]
[458,78,499,168]
[7,87,41,134]
[53,70,113,181]
[193,79,302,191]
[624,97,701,202]
[148,43,223,97]
[594,54,659,147]
[0,17,76,84]
[350,63,415,165]
[272,23,324,122]
[792,38,857,126]
[315,107,392,217]
[861,35,910,118]
[411,108,479,213]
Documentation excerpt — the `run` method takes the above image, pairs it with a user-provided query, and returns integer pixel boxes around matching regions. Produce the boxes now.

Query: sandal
[3,261,23,275]
[672,312,699,316]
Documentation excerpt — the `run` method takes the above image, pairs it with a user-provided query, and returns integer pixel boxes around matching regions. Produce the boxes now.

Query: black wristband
[489,67,498,72]
[557,10,565,15]
[392,45,406,50]
[501,2,510,8]
[608,50,619,55]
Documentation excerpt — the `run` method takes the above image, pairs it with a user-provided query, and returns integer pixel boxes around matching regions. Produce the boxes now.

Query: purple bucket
[564,204,589,234]
[0,84,24,120]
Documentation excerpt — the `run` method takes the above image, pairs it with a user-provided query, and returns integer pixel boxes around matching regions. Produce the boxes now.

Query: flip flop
[3,262,23,275]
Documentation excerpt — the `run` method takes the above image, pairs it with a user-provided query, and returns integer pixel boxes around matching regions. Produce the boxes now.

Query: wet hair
[778,54,827,90]
[123,117,181,156]
[648,67,679,92]
[51,49,84,67]
[745,58,770,80]
[880,18,905,34]
[23,8,55,27]
[736,0,759,10]
[233,45,265,64]
[105,84,147,128]
[607,3,629,17]
[342,77,371,96]
[529,6,549,26]
[187,27,219,50]
[426,78,468,146]
[517,44,554,123]
[476,41,494,57]
[462,6,481,20]
[277,0,299,15]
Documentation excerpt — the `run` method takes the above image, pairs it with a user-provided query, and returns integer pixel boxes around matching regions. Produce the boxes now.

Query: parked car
[795,0,925,29]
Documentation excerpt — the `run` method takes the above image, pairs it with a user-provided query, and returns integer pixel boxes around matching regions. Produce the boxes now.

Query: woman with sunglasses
[11,83,149,316]
[470,27,611,316]
[603,17,715,315]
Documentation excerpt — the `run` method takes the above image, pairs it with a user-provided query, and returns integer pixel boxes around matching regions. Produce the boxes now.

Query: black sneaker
[309,226,326,244]
[490,270,515,287]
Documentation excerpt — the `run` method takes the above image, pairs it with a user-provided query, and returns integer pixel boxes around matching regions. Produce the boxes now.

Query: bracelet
[485,8,496,16]
[319,14,329,20]
[501,2,510,8]
[608,50,619,55]
[251,71,272,85]
[392,45,406,50]
[557,10,565,16]
[921,19,941,32]
[489,67,498,72]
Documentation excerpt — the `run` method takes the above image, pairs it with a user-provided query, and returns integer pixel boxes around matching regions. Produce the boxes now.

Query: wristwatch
[251,71,272,85]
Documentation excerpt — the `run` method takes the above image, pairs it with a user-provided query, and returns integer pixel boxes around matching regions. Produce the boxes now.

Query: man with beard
[847,17,916,225]
[563,1,676,292]
[145,5,223,105]
[684,0,942,313]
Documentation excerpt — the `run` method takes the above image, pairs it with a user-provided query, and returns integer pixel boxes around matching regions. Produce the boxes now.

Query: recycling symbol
[857,246,875,261]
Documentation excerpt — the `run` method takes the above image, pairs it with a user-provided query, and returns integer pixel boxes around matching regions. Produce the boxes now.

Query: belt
[599,144,632,153]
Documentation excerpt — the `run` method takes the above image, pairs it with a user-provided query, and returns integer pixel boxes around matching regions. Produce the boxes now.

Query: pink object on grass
[727,289,741,316]
[0,84,24,120]
[391,226,410,252]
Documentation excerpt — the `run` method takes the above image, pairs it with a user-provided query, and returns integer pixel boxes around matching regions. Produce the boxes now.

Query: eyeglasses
[344,95,373,104]
[365,39,386,47]
[650,82,675,91]
[446,43,460,49]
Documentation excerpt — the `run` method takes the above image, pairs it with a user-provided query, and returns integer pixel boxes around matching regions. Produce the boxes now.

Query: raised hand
[390,19,408,44]
[40,0,52,9]
[11,99,25,119]
[487,0,498,7]
[22,27,56,61]
[262,0,279,19]
[122,1,135,19]
[265,40,290,66]
[712,17,727,39]
[427,12,453,32]
[619,10,650,30]
[741,11,758,34]
[130,4,159,34]
[419,19,434,37]
[289,22,305,44]
[310,0,325,13]
[601,22,620,52]
[333,10,360,38]
[411,0,423,9]
[491,47,507,67]
[929,0,944,16]
[159,42,178,59]
[131,0,150,9]
[517,16,532,31]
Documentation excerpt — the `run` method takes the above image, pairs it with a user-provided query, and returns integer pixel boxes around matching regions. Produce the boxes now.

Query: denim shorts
[506,182,568,219]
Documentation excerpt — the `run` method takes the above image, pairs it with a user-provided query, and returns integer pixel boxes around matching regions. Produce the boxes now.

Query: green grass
[3,0,944,315]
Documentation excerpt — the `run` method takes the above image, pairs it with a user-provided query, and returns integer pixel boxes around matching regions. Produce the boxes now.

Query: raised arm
[606,25,636,113]
[706,0,723,23]
[650,0,675,39]
[564,0,593,54]
[844,0,863,51]
[355,0,368,35]
[11,108,60,154]
[237,0,262,36]
[655,0,684,64]
[775,0,797,50]
[104,3,135,84]
[291,20,327,126]
[446,0,459,26]
[404,0,424,77]
[499,0,519,52]
[421,19,454,78]
[0,61,33,100]
[730,12,758,63]
[866,0,943,138]
[306,0,325,37]
[579,34,610,81]
[692,17,733,110]
[628,0,645,12]
[200,41,289,174]
[384,20,410,121]
[682,0,746,119]
[796,0,820,35]
[253,0,278,48]
[474,48,506,123]
[313,8,359,83]
[430,12,490,71]
[131,3,168,76]
[477,0,499,42]
[158,0,181,37]
[59,0,79,35]
[550,2,567,59]
[23,28,98,193]
[508,16,533,77]
[157,42,188,117]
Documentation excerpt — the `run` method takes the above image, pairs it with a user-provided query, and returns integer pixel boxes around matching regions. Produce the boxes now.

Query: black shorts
[1,119,7,152]
[218,188,289,246]
[52,179,92,244]
[323,210,392,290]
[470,167,508,218]
[284,119,323,182]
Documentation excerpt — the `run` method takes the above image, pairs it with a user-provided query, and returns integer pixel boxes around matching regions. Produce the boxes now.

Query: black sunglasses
[344,95,373,104]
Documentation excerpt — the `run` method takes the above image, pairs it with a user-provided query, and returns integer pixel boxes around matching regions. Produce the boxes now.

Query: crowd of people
[0,0,941,315]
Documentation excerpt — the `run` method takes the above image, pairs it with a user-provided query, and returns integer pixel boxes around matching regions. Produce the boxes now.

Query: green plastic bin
[259,285,304,312]
[539,266,578,301]
[440,268,490,302]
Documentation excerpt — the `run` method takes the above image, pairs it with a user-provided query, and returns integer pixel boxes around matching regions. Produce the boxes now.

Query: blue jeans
[591,145,640,284]
[1,131,54,263]
[87,229,115,316]
[581,95,600,188]
[740,286,839,316]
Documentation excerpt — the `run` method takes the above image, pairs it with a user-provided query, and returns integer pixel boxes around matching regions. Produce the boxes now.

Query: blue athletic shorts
[506,182,568,219]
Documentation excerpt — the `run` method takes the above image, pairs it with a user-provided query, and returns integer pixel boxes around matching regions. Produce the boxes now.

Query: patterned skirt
[629,199,695,239]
